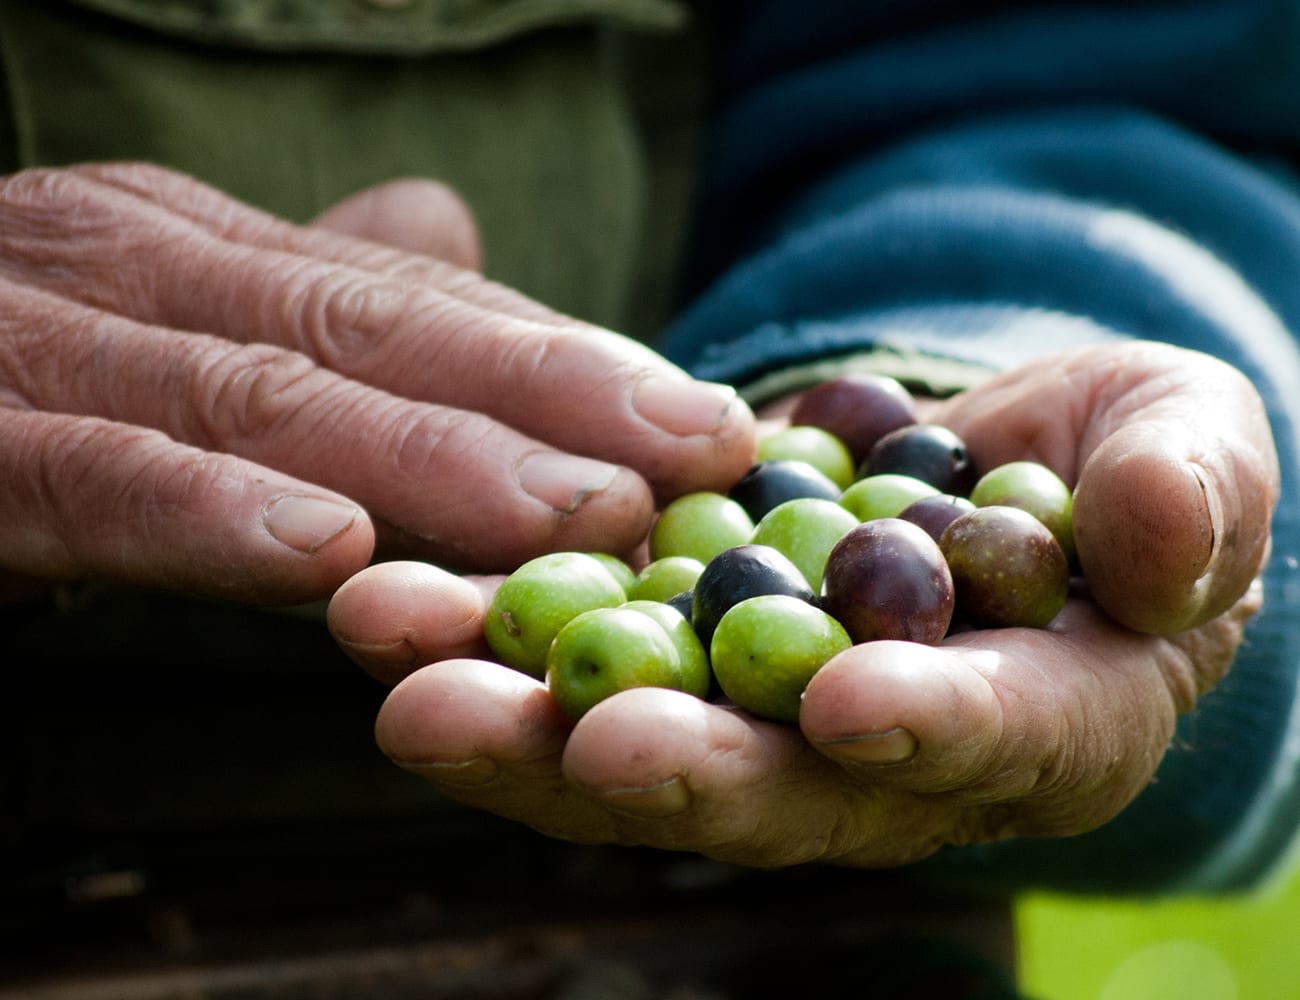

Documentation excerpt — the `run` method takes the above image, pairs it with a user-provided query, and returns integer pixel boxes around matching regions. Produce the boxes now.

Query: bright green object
[622,599,711,699]
[484,551,627,679]
[970,460,1076,563]
[751,498,860,590]
[709,594,851,723]
[546,606,682,721]
[758,425,856,489]
[839,473,940,521]
[1017,858,1300,1000]
[649,492,755,564]
[587,552,637,594]
[627,556,705,603]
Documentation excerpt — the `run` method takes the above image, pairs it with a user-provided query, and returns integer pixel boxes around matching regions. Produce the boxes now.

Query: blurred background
[1017,852,1300,999]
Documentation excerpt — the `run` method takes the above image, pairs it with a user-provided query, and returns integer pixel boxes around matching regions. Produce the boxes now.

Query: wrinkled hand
[0,164,754,604]
[330,342,1278,867]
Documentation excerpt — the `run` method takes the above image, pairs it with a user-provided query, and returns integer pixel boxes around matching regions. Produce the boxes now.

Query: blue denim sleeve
[661,4,1300,894]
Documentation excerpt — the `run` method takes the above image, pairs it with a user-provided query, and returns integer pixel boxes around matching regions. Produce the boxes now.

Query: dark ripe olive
[728,459,843,522]
[898,493,977,543]
[821,519,955,645]
[665,589,695,622]
[939,506,1069,629]
[860,424,977,495]
[789,373,919,464]
[691,544,815,648]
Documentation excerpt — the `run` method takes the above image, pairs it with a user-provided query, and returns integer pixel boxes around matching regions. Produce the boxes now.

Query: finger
[75,163,554,323]
[0,281,655,569]
[374,659,621,844]
[1074,414,1274,633]
[799,595,1253,839]
[327,561,500,685]
[559,688,955,867]
[934,342,1278,633]
[0,409,372,603]
[14,166,757,498]
[310,177,483,271]
[332,563,967,862]
[378,663,953,866]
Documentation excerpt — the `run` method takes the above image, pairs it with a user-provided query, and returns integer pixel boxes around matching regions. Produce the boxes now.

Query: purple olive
[821,519,955,645]
[939,506,1069,629]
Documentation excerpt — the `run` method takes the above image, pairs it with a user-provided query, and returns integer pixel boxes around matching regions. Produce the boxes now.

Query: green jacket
[0,0,705,338]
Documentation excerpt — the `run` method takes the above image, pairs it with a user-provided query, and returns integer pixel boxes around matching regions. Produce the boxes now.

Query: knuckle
[192,341,333,445]
[0,166,187,308]
[813,802,880,863]
[290,268,411,368]
[2,166,75,204]
[386,406,496,496]
[2,162,195,215]
[378,408,556,566]
[138,445,242,530]
[386,408,460,483]
[41,417,158,512]
[290,266,494,385]
[0,168,99,244]
[0,166,162,238]
[72,161,190,198]
[946,802,1022,848]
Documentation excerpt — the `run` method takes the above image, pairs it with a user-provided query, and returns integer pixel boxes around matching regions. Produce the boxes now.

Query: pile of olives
[485,373,1077,723]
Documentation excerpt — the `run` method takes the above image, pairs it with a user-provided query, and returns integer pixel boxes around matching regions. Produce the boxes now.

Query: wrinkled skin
[0,164,756,605]
[335,319,1279,869]
[3,162,1277,870]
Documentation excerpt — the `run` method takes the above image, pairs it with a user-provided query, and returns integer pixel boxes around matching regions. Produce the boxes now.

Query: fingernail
[393,756,500,787]
[597,775,692,818]
[634,376,738,437]
[335,637,418,670]
[264,495,359,554]
[815,726,918,764]
[1191,462,1225,578]
[516,452,620,514]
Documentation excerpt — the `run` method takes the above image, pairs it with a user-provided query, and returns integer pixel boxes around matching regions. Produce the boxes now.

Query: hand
[0,165,755,604]
[330,342,1278,867]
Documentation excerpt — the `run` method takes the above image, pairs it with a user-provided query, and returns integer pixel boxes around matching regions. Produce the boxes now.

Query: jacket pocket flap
[61,0,687,54]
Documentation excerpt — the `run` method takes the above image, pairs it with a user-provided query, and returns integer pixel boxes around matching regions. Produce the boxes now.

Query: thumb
[938,342,1279,636]
[1073,363,1277,634]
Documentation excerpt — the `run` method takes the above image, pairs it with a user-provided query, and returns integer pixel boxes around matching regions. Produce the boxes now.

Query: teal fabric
[664,3,1300,896]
